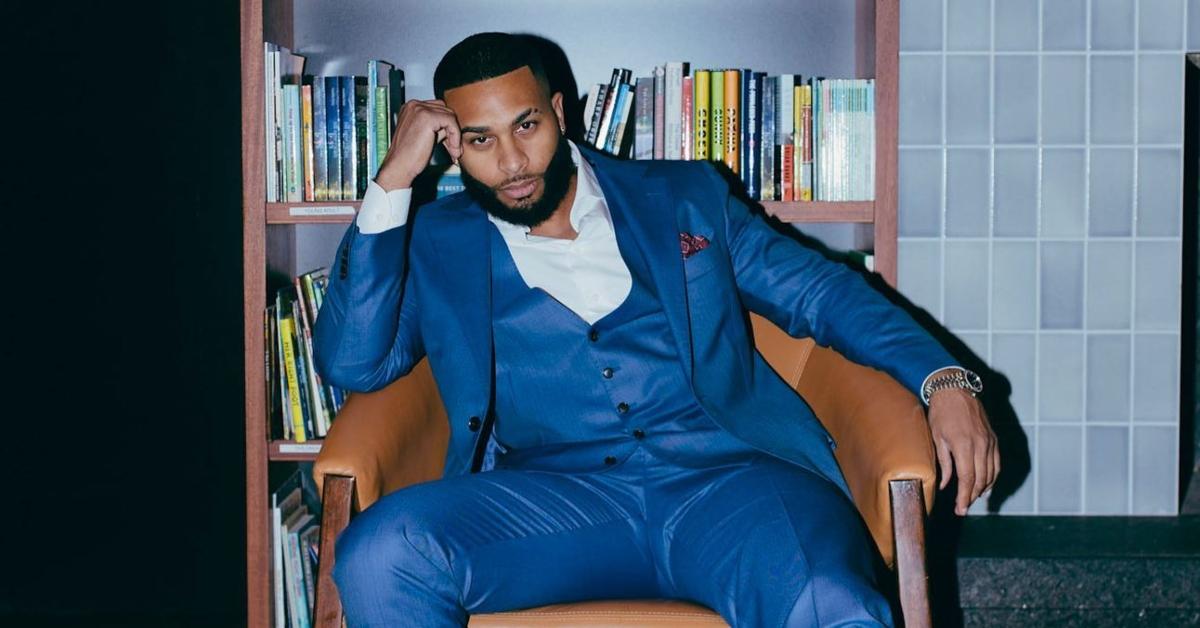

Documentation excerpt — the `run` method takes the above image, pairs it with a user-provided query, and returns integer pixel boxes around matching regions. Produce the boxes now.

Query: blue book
[761,76,777,201]
[312,78,327,201]
[604,83,631,153]
[740,68,751,187]
[324,76,342,201]
[340,76,356,200]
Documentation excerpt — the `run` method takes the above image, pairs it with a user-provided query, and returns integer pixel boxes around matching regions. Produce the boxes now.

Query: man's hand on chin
[927,386,999,516]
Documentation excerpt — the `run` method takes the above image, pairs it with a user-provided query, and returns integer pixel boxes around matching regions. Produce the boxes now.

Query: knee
[331,504,450,593]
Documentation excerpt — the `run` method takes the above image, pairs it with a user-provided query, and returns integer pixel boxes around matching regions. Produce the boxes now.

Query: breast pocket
[683,250,722,282]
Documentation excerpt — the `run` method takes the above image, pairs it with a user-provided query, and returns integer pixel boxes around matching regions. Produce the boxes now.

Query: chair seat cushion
[469,599,728,627]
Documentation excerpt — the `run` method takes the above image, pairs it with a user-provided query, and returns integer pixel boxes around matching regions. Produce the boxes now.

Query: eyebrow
[460,108,539,135]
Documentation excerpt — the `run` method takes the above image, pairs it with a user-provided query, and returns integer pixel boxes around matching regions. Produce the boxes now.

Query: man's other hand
[927,387,999,516]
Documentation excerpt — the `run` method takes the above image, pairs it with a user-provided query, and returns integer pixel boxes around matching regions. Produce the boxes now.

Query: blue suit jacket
[314,146,957,493]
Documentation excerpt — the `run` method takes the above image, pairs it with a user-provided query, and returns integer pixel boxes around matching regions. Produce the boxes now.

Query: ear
[551,91,565,133]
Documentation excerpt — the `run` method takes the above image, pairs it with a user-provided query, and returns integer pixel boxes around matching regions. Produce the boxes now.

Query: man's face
[444,66,575,227]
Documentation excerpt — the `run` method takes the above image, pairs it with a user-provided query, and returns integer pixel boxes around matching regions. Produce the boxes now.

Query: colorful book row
[265,267,345,443]
[584,63,875,203]
[271,466,321,628]
[264,43,404,203]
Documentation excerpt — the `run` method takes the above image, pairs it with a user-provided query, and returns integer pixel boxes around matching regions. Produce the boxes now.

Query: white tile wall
[898,0,1190,514]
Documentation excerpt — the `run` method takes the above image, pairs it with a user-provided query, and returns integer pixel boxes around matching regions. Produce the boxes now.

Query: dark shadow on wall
[1181,53,1199,513]
[708,162,1032,628]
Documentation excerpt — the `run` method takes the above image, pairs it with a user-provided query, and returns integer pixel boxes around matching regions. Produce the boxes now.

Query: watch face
[964,370,983,391]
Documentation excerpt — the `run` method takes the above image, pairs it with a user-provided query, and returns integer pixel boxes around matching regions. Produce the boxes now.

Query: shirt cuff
[919,365,963,405]
[355,180,412,234]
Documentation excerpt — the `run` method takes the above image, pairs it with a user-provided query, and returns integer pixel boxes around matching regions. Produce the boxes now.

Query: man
[314,32,998,628]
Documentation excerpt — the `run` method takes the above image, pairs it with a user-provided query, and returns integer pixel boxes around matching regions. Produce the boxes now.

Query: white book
[582,83,600,137]
[264,43,278,203]
[664,62,685,159]
[271,497,286,628]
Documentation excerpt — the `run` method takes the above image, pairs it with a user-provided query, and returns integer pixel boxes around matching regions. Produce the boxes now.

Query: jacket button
[588,329,600,342]
[616,402,629,413]
[604,455,617,465]
[602,367,614,379]
[632,429,645,440]
[467,416,481,431]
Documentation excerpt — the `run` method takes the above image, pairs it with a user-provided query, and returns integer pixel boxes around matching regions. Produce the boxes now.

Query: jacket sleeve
[713,166,958,397]
[313,222,426,393]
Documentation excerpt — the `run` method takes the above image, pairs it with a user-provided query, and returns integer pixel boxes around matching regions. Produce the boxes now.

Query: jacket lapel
[584,149,694,379]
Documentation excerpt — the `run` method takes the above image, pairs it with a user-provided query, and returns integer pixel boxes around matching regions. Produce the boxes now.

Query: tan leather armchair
[311,313,937,628]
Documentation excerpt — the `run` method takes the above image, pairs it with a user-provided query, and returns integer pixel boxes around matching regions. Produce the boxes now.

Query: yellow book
[710,71,724,162]
[799,84,814,201]
[279,317,307,443]
[301,85,314,202]
[693,70,710,160]
[724,70,739,174]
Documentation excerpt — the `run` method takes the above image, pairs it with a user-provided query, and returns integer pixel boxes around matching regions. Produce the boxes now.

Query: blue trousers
[333,447,894,627]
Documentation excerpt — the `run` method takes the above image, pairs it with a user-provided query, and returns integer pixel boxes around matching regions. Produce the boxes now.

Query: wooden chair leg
[890,479,931,628]
[313,474,355,628]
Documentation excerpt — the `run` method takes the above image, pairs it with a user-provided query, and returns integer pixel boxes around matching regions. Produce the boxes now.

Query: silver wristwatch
[921,367,983,404]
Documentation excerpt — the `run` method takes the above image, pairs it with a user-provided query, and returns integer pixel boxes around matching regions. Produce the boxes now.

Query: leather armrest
[750,314,936,566]
[313,358,449,512]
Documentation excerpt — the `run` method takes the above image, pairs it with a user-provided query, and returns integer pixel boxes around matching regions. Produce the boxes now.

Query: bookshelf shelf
[266,200,874,225]
[266,202,361,224]
[269,439,323,461]
[242,1,899,625]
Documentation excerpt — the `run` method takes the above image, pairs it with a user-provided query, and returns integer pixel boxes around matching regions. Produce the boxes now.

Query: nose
[496,138,528,178]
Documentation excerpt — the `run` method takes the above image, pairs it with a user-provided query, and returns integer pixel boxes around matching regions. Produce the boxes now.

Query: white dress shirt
[355,140,955,398]
[355,140,632,324]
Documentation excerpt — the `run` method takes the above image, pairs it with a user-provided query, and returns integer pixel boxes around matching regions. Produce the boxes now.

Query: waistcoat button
[604,455,617,465]
[602,367,614,379]
[467,416,481,431]
[632,429,645,440]
[616,402,629,413]
[588,329,600,342]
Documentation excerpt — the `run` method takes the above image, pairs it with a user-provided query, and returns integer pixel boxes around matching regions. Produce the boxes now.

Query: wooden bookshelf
[241,1,899,626]
[268,438,324,461]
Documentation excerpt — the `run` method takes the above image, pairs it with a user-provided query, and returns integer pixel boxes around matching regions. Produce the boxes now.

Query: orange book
[723,70,739,174]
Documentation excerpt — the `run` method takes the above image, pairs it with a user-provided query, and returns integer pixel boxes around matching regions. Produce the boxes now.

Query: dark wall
[5,1,245,623]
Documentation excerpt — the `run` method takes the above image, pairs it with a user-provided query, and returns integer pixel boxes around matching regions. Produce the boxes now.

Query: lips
[500,178,539,199]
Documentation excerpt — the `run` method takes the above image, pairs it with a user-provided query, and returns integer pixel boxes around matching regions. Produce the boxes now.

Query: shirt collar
[487,139,612,240]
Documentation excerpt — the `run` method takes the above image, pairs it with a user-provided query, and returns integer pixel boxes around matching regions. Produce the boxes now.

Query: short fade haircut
[433,32,552,100]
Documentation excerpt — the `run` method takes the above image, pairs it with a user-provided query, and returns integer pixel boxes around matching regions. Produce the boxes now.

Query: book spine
[278,317,306,442]
[604,82,630,153]
[723,69,739,175]
[634,78,654,160]
[312,79,326,202]
[740,69,751,184]
[272,49,285,202]
[273,297,291,440]
[355,79,369,198]
[681,75,693,160]
[271,499,286,628]
[653,65,665,159]
[761,75,776,201]
[800,83,813,201]
[264,44,278,203]
[301,85,315,202]
[367,60,378,179]
[747,72,760,201]
[293,279,328,436]
[281,85,297,202]
[340,76,355,201]
[610,83,635,157]
[778,74,794,202]
[665,61,684,160]
[710,71,724,162]
[582,83,601,139]
[374,86,388,177]
[593,68,624,150]
[325,77,342,201]
[585,83,608,145]
[287,530,312,628]
[693,70,710,161]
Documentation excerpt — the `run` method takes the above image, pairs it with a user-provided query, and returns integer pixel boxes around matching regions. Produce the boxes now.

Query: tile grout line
[1032,0,1044,515]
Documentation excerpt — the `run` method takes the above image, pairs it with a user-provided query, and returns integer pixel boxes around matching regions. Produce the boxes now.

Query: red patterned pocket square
[679,232,710,259]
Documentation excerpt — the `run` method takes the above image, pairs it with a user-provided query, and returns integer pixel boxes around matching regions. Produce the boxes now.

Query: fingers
[936,437,954,491]
[954,446,975,516]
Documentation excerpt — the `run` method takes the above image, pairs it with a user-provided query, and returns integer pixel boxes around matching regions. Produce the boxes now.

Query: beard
[460,134,577,229]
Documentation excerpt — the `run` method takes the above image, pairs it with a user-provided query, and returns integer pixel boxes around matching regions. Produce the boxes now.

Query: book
[724,69,739,174]
[585,83,609,146]
[633,77,654,160]
[664,61,685,160]
[324,76,342,201]
[693,70,710,161]
[652,66,665,159]
[609,82,635,156]
[301,85,315,201]
[681,75,693,160]
[312,78,327,201]
[710,70,724,162]
[761,75,776,200]
[778,74,795,201]
[582,83,601,138]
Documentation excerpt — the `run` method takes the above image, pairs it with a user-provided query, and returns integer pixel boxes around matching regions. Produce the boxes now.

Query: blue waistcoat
[486,210,759,474]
